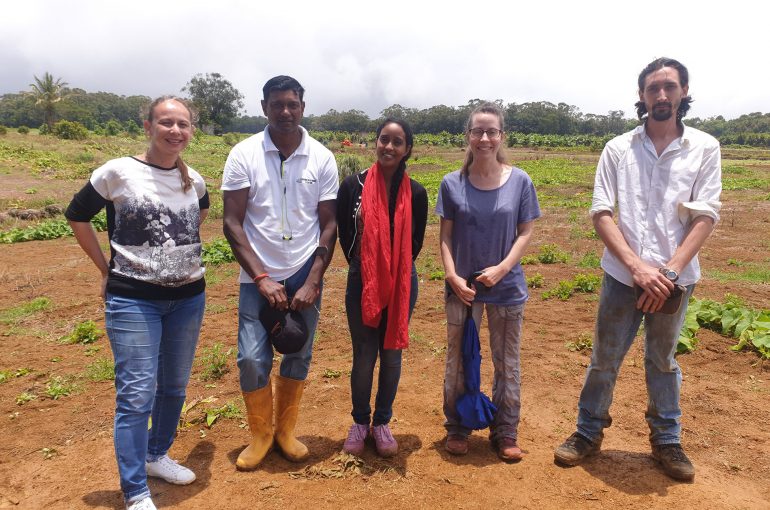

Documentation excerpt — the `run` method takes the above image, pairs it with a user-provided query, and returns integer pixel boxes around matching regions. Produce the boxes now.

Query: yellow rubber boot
[274,375,309,462]
[236,382,273,470]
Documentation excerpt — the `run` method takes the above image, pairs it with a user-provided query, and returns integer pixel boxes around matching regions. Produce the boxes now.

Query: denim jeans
[443,294,525,442]
[576,273,694,446]
[237,255,321,392]
[345,261,418,426]
[104,291,205,504]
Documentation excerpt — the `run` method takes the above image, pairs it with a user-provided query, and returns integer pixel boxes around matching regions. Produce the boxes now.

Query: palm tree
[29,72,69,128]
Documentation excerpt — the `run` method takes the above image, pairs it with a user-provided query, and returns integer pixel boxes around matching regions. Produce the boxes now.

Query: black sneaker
[554,432,601,466]
[651,444,695,481]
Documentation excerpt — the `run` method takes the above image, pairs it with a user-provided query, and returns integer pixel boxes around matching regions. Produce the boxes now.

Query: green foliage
[45,375,79,400]
[542,273,601,300]
[323,368,342,379]
[85,358,114,381]
[201,238,235,266]
[566,333,593,352]
[125,120,142,137]
[336,153,367,182]
[222,132,242,146]
[537,243,569,264]
[526,273,544,288]
[0,212,107,243]
[15,392,37,405]
[183,72,245,133]
[17,125,30,134]
[0,125,7,135]
[520,255,538,265]
[0,367,32,383]
[578,252,602,268]
[0,297,51,324]
[52,120,89,140]
[61,320,103,344]
[199,342,232,381]
[38,123,51,135]
[104,119,123,136]
[204,401,242,428]
[679,295,770,359]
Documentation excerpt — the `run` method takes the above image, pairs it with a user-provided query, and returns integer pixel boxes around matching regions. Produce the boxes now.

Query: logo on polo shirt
[296,177,317,184]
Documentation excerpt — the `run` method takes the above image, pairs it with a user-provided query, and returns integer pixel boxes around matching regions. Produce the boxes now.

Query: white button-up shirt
[590,124,722,287]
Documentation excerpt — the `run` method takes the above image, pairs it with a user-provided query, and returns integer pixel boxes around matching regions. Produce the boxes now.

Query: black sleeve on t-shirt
[411,180,428,261]
[65,181,107,222]
[336,174,357,263]
[199,190,210,211]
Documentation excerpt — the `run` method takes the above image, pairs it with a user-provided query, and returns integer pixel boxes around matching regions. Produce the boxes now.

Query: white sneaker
[126,497,157,510]
[146,454,196,485]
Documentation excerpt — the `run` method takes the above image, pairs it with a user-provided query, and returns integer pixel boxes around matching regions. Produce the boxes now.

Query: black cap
[259,306,308,354]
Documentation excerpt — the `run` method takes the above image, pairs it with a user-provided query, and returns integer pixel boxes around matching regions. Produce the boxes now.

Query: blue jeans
[576,274,694,446]
[346,261,418,426]
[237,256,321,392]
[104,291,205,504]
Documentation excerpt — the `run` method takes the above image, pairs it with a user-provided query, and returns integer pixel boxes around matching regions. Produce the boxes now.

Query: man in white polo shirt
[222,75,338,470]
[554,58,722,481]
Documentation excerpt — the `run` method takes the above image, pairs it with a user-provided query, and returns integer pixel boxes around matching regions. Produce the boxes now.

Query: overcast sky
[2,0,767,121]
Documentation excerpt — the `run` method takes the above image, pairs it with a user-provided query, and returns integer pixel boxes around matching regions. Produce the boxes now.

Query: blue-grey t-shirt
[436,167,541,305]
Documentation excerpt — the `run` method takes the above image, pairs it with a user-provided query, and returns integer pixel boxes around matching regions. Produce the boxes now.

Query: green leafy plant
[17,126,30,134]
[199,342,232,381]
[0,297,51,324]
[204,400,242,428]
[336,153,368,182]
[45,375,79,400]
[52,120,89,140]
[536,244,569,264]
[323,368,342,379]
[566,333,593,352]
[85,358,114,381]
[0,367,32,383]
[0,212,106,244]
[61,320,103,344]
[201,238,235,266]
[542,273,601,300]
[542,280,575,300]
[15,392,37,405]
[578,252,601,269]
[526,273,544,288]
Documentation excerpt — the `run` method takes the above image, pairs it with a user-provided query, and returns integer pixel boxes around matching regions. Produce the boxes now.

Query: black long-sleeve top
[336,167,428,264]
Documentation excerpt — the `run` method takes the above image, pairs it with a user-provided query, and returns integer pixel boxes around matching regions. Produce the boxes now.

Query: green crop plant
[0,297,51,324]
[526,273,544,288]
[44,375,79,400]
[15,392,37,405]
[199,342,232,381]
[204,401,242,428]
[566,333,593,352]
[537,244,569,264]
[61,320,103,344]
[201,238,235,266]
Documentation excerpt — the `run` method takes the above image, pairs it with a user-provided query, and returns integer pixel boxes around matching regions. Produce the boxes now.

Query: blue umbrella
[455,272,497,430]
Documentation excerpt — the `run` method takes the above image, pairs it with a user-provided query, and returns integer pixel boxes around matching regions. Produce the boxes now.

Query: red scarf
[360,162,413,349]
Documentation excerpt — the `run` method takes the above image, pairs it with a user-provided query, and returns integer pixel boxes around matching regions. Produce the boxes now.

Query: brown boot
[274,375,309,462]
[236,381,273,470]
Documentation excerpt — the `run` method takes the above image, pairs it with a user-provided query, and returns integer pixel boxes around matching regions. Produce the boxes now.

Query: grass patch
[61,320,103,344]
[45,375,80,400]
[198,342,232,381]
[0,367,32,383]
[0,297,51,324]
[85,358,114,381]
[706,266,770,284]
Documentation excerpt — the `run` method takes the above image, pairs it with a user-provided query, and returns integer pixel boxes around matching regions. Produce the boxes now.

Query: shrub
[53,120,89,140]
[104,119,123,136]
[0,125,7,135]
[336,153,366,182]
[537,243,569,264]
[125,120,142,137]
[17,126,30,134]
[61,320,103,344]
[222,132,241,146]
[39,123,51,135]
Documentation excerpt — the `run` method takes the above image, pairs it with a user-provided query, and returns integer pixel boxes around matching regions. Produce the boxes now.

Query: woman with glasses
[337,118,428,457]
[66,97,208,510]
[436,103,540,461]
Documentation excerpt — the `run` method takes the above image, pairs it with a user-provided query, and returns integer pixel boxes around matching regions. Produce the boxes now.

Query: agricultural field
[0,130,769,509]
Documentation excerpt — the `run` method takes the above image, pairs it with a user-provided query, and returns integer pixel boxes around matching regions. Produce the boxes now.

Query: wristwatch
[659,267,679,282]
[314,245,329,260]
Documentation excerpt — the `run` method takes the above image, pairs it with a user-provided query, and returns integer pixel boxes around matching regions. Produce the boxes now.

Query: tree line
[2,72,770,146]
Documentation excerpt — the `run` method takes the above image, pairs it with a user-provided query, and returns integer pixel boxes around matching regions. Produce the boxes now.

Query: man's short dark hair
[262,75,305,102]
[635,57,693,120]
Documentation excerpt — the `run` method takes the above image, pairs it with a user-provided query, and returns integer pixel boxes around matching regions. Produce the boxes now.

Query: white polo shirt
[222,126,339,282]
[590,124,722,287]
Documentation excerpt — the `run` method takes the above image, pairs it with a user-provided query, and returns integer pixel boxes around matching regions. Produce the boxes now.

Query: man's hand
[291,280,320,311]
[475,265,507,288]
[636,289,666,313]
[257,278,288,310]
[631,263,673,300]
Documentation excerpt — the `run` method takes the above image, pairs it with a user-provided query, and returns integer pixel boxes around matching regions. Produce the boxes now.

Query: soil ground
[0,147,769,509]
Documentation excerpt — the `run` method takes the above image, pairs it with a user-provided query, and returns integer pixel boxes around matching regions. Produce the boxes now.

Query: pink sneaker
[372,424,398,457]
[343,424,369,456]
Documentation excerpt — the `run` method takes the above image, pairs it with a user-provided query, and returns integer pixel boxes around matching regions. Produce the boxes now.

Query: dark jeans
[345,260,418,426]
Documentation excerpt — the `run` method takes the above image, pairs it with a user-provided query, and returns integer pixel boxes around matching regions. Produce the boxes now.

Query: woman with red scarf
[337,118,428,457]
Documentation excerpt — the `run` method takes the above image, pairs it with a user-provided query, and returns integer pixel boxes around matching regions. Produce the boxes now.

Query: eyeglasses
[468,128,502,140]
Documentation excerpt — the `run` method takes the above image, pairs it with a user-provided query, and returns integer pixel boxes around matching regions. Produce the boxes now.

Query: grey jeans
[443,294,524,441]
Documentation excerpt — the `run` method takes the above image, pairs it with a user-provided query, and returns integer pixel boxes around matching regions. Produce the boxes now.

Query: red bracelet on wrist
[253,272,269,283]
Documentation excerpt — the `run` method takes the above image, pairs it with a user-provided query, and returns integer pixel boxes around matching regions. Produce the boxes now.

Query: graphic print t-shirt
[66,157,209,298]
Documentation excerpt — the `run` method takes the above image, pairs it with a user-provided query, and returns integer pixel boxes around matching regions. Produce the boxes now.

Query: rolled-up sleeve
[589,144,618,218]
[683,142,722,223]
